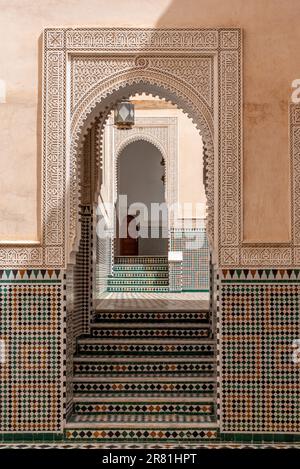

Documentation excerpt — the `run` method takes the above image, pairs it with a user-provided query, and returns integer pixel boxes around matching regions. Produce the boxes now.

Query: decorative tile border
[64,428,218,442]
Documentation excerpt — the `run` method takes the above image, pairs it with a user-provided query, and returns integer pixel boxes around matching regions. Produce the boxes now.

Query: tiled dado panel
[219,270,300,433]
[95,208,111,299]
[73,206,93,337]
[0,270,64,431]
[170,228,210,291]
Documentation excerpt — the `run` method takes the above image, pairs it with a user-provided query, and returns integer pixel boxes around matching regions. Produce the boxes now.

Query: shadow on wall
[155,0,240,28]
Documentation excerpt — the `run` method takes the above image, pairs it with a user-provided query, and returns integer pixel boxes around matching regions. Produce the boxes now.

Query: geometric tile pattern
[72,380,216,395]
[93,309,209,321]
[220,270,300,432]
[73,360,215,376]
[90,326,210,339]
[65,296,218,442]
[95,208,111,298]
[168,260,182,292]
[2,442,300,448]
[68,414,215,423]
[77,342,214,356]
[107,285,170,293]
[108,257,169,293]
[65,428,218,442]
[0,269,63,431]
[73,402,214,415]
[73,205,93,336]
[170,228,210,291]
[114,256,167,264]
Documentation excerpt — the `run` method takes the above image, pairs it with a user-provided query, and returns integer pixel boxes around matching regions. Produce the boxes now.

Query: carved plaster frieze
[241,247,293,267]
[64,29,220,51]
[71,56,213,113]
[0,247,43,266]
[291,104,300,246]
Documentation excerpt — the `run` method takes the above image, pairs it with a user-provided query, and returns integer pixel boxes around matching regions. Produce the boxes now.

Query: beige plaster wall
[0,0,298,243]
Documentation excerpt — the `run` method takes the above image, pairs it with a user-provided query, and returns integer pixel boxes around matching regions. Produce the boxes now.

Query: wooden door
[119,215,138,256]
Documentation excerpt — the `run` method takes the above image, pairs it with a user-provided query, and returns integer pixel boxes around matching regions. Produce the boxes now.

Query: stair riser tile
[73,383,216,394]
[77,344,214,356]
[74,363,215,375]
[113,267,168,273]
[91,329,210,339]
[114,257,168,264]
[108,280,169,286]
[73,403,214,415]
[110,272,168,278]
[107,287,169,292]
[65,429,218,441]
[93,312,209,322]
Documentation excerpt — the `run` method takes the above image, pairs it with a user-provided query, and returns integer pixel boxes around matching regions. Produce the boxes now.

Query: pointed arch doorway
[116,139,168,257]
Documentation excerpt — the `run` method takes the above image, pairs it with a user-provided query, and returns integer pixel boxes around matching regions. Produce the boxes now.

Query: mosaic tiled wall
[65,265,75,421]
[168,261,182,292]
[94,208,111,298]
[169,227,210,291]
[0,269,64,431]
[73,205,93,336]
[219,269,300,433]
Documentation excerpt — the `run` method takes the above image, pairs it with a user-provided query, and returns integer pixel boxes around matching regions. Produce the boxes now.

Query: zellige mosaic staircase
[65,292,218,443]
[107,256,169,293]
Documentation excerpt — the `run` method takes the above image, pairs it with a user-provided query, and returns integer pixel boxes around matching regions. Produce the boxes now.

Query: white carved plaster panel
[71,56,213,113]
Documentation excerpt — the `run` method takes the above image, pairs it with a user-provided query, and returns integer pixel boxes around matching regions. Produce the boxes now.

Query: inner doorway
[116,140,168,257]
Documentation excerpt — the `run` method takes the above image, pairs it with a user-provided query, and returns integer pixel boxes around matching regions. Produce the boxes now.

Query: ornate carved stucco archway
[0,28,244,270]
[69,72,215,260]
[47,28,242,270]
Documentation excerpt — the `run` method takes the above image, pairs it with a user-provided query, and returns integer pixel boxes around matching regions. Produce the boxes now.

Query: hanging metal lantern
[114,99,135,130]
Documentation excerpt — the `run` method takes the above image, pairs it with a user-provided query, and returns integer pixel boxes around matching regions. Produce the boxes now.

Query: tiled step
[65,428,219,444]
[90,322,211,339]
[110,271,168,278]
[107,285,169,292]
[77,339,215,356]
[65,425,218,441]
[108,278,169,286]
[114,256,168,265]
[72,376,216,395]
[73,397,214,415]
[68,294,218,442]
[64,413,218,441]
[66,413,217,425]
[113,264,168,272]
[93,310,209,322]
[73,356,215,376]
